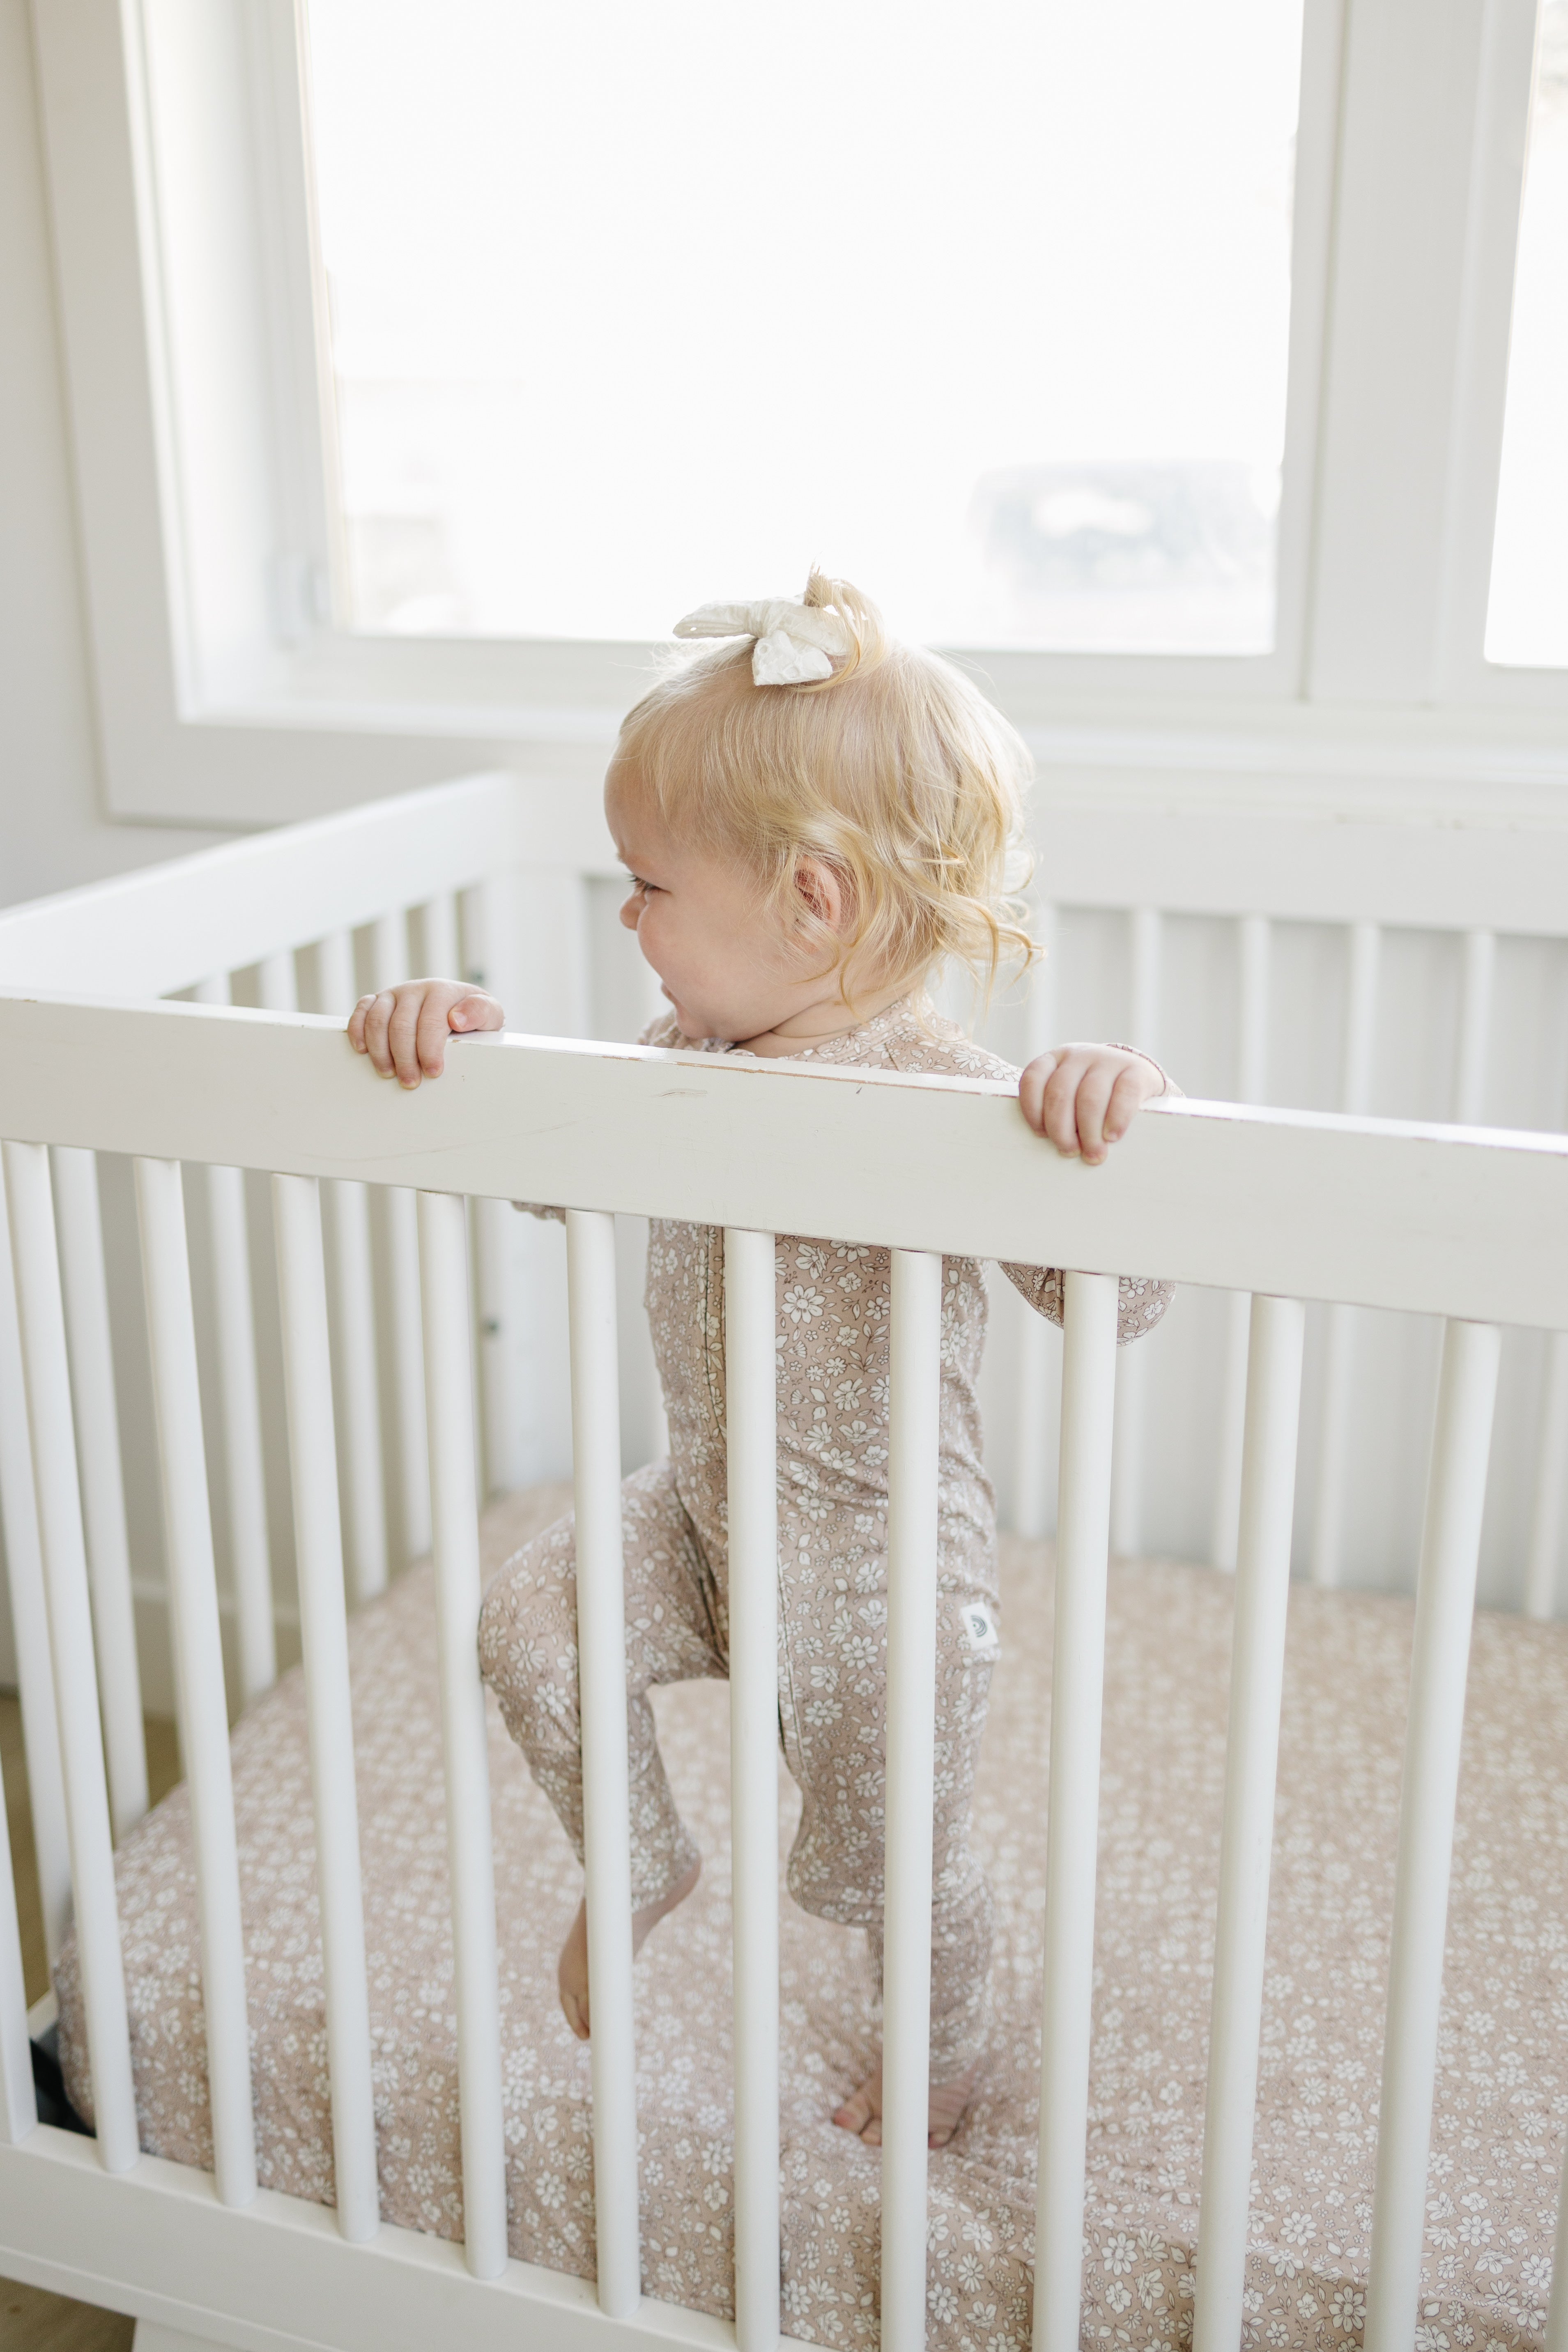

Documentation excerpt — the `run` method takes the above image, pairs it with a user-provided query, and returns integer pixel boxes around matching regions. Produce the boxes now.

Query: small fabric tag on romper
[961,1601,999,1655]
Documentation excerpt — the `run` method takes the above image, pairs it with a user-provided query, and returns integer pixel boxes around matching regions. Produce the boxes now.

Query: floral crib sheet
[57,1486,1568,2352]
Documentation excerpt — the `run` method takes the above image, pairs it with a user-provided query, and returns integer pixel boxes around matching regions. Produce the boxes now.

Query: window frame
[30,0,1568,835]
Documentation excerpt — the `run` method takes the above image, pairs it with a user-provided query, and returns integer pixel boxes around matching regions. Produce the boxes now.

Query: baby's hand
[347,977,504,1088]
[1019,1044,1169,1166]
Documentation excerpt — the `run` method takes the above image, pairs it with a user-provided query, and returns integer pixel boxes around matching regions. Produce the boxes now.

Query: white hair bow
[673,597,853,685]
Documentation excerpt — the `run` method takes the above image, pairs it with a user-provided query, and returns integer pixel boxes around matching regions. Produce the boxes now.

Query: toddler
[349,574,1173,2148]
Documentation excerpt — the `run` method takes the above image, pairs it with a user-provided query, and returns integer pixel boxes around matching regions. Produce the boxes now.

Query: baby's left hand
[1019,1044,1170,1166]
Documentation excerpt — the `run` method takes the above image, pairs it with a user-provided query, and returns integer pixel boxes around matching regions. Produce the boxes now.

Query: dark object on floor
[30,2026,90,2136]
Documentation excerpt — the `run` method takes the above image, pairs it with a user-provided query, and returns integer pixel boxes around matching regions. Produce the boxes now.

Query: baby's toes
[832,2087,876,2137]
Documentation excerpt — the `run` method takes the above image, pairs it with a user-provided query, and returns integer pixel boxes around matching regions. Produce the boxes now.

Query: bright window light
[301,0,1305,654]
[1487,0,1568,669]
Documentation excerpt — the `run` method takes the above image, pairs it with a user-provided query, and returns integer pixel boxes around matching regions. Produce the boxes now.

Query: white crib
[0,770,1566,2352]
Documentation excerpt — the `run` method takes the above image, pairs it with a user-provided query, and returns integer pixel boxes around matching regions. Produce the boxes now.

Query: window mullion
[1306,0,1502,704]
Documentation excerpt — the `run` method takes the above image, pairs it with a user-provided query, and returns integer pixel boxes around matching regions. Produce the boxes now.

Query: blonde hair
[614,570,1036,1009]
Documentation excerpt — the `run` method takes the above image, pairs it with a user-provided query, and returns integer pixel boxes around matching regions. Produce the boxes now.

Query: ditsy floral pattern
[57,1501,1568,2352]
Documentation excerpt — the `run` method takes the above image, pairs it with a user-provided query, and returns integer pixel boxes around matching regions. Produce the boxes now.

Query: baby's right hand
[348,978,505,1088]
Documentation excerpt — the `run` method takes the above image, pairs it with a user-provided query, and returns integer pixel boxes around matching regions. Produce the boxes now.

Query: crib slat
[0,1151,71,1968]
[330,1183,392,1601]
[1525,1330,1568,1621]
[372,912,432,1563]
[1192,1294,1306,2352]
[1212,1290,1251,1573]
[1111,910,1162,1557]
[1033,1269,1120,2352]
[1010,1283,1060,1543]
[1453,927,1496,1127]
[724,1227,781,2352]
[1363,1316,1501,2352]
[134,1158,256,2207]
[0,1729,33,2142]
[313,933,390,1603]
[272,1172,380,2243]
[1236,915,1271,1106]
[1309,1301,1356,1591]
[418,891,461,979]
[257,948,298,1014]
[1311,922,1381,1589]
[1023,900,1058,1064]
[51,1147,148,1838]
[193,974,278,1697]
[473,1195,522,1497]
[1012,904,1061,1538]
[2,1140,138,2172]
[417,1189,507,2280]
[567,1207,641,2318]
[1343,919,1382,1118]
[205,1162,278,1696]
[881,1248,944,2352]
[1212,917,1272,1573]
[460,880,525,1498]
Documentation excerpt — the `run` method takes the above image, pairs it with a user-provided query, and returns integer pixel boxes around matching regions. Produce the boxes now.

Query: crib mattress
[57,1488,1568,2352]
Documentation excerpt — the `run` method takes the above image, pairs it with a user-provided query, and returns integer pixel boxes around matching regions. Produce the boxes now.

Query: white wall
[0,0,225,1691]
[0,0,225,909]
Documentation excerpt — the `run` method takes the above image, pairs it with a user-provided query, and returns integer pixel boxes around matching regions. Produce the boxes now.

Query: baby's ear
[794,855,854,934]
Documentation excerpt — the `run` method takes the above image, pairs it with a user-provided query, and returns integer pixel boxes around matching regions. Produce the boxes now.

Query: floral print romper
[478,996,1170,2076]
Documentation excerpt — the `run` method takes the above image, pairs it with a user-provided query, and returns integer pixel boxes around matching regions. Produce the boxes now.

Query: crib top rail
[0,771,569,1002]
[2,989,1564,1329]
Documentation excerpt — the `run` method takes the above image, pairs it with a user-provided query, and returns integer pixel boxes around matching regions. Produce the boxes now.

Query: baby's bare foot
[832,2058,979,2150]
[558,1855,703,2040]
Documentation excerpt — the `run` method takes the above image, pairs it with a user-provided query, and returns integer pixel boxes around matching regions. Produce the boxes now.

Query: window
[301,0,1305,656]
[1486,0,1568,669]
[29,0,1568,827]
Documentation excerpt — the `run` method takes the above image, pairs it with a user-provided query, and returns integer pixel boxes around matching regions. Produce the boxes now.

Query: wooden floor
[0,2278,133,2351]
[2,1692,182,2352]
